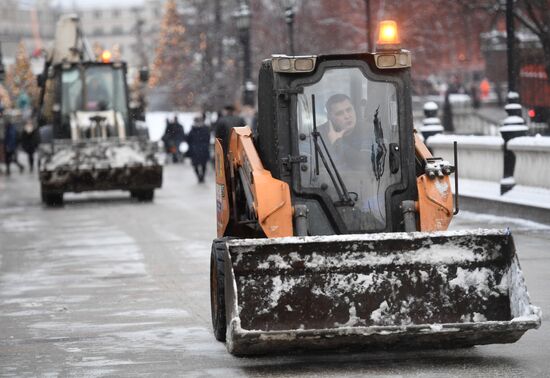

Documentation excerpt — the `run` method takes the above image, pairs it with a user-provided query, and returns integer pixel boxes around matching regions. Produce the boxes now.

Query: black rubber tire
[135,189,154,202]
[210,239,227,342]
[42,191,63,206]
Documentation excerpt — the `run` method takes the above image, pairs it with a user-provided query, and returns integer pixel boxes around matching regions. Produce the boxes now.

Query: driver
[322,93,357,146]
[86,77,110,111]
[318,93,365,168]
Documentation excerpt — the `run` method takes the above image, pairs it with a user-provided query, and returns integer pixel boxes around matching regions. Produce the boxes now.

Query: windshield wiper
[311,94,355,206]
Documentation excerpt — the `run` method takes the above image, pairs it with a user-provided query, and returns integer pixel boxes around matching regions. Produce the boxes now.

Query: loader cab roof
[267,50,411,76]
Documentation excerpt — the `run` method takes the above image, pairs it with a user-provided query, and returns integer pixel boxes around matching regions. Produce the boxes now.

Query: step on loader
[210,21,540,355]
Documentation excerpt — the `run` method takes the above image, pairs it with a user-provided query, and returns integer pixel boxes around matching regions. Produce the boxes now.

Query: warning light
[377,20,400,48]
[101,50,112,63]
[528,108,536,119]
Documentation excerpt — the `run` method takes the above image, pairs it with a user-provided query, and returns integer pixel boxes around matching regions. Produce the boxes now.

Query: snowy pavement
[1,164,549,376]
[458,178,550,210]
[454,178,550,225]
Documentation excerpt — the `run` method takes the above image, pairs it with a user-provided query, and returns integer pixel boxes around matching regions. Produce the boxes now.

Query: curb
[458,195,550,225]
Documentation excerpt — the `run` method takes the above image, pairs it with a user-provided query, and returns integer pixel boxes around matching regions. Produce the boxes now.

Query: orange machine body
[216,127,293,238]
[414,133,454,231]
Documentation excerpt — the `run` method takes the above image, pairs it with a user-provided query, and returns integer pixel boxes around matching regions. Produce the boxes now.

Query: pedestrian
[186,116,211,183]
[4,115,24,175]
[480,78,490,100]
[161,114,185,163]
[20,119,40,172]
[214,105,246,153]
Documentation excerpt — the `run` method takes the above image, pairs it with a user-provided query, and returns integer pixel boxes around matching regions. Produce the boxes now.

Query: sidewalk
[455,178,550,225]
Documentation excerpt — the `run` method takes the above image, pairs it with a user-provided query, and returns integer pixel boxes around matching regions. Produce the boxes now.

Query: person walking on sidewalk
[186,116,211,183]
[214,105,246,153]
[20,119,40,172]
[162,115,185,163]
[4,116,24,175]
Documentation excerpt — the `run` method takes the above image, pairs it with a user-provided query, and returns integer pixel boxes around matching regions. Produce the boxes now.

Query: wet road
[1,164,549,377]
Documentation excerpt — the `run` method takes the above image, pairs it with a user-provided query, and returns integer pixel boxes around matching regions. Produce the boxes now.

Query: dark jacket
[21,128,40,154]
[186,125,211,165]
[162,120,185,148]
[4,122,18,153]
[214,114,246,152]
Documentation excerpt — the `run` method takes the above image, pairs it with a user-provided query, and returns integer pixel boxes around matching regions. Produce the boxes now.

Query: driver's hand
[327,127,349,144]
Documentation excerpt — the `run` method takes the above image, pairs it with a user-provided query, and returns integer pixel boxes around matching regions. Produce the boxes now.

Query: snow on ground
[145,112,199,141]
[456,178,550,210]
[455,211,550,230]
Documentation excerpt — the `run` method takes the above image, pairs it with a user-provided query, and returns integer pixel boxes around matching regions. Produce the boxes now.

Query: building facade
[0,0,164,72]
[76,0,164,69]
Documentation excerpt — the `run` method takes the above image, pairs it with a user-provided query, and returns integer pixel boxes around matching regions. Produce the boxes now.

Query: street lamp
[233,2,255,107]
[505,0,517,93]
[283,0,297,55]
[364,0,373,52]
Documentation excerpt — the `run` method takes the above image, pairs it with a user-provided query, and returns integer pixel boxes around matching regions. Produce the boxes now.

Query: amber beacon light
[101,50,112,63]
[377,20,400,47]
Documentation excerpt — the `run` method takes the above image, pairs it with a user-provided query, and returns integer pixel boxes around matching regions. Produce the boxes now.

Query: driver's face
[328,99,356,133]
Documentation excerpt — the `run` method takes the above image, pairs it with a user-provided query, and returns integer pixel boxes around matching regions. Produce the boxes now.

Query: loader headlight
[277,58,292,71]
[374,50,411,69]
[272,55,317,73]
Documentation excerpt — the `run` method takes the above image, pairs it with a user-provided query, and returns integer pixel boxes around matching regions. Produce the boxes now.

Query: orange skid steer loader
[210,22,540,355]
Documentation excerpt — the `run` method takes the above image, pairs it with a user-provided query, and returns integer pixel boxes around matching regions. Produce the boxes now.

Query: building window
[112,26,123,35]
[93,10,102,18]
[113,9,120,17]
[93,28,103,36]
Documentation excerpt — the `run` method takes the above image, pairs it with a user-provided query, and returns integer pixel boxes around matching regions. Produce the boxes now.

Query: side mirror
[139,67,149,83]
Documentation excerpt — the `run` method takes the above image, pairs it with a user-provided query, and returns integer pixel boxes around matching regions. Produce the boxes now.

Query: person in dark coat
[186,116,211,183]
[214,105,246,153]
[162,115,186,163]
[4,117,24,175]
[20,120,40,172]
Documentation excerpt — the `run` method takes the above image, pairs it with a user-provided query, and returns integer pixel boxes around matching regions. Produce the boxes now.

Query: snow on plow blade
[224,229,540,355]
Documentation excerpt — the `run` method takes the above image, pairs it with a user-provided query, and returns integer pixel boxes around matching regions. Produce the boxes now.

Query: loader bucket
[223,229,540,355]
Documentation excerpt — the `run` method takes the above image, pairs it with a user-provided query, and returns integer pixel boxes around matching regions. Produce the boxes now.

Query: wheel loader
[36,15,162,206]
[210,21,540,355]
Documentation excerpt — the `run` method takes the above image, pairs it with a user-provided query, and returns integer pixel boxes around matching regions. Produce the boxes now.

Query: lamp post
[283,0,297,55]
[364,0,373,52]
[506,0,517,93]
[233,2,254,107]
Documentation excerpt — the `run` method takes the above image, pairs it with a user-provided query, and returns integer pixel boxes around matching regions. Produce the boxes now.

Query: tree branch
[514,8,543,37]
[524,0,545,34]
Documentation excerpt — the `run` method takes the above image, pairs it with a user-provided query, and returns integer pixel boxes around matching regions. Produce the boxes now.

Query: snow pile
[508,135,550,148]
[449,267,508,297]
[106,145,146,167]
[427,134,504,149]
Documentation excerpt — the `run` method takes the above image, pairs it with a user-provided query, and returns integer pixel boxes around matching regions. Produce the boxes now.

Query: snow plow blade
[224,229,540,355]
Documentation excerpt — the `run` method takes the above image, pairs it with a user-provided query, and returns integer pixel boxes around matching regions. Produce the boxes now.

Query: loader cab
[256,51,417,235]
[38,61,133,140]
